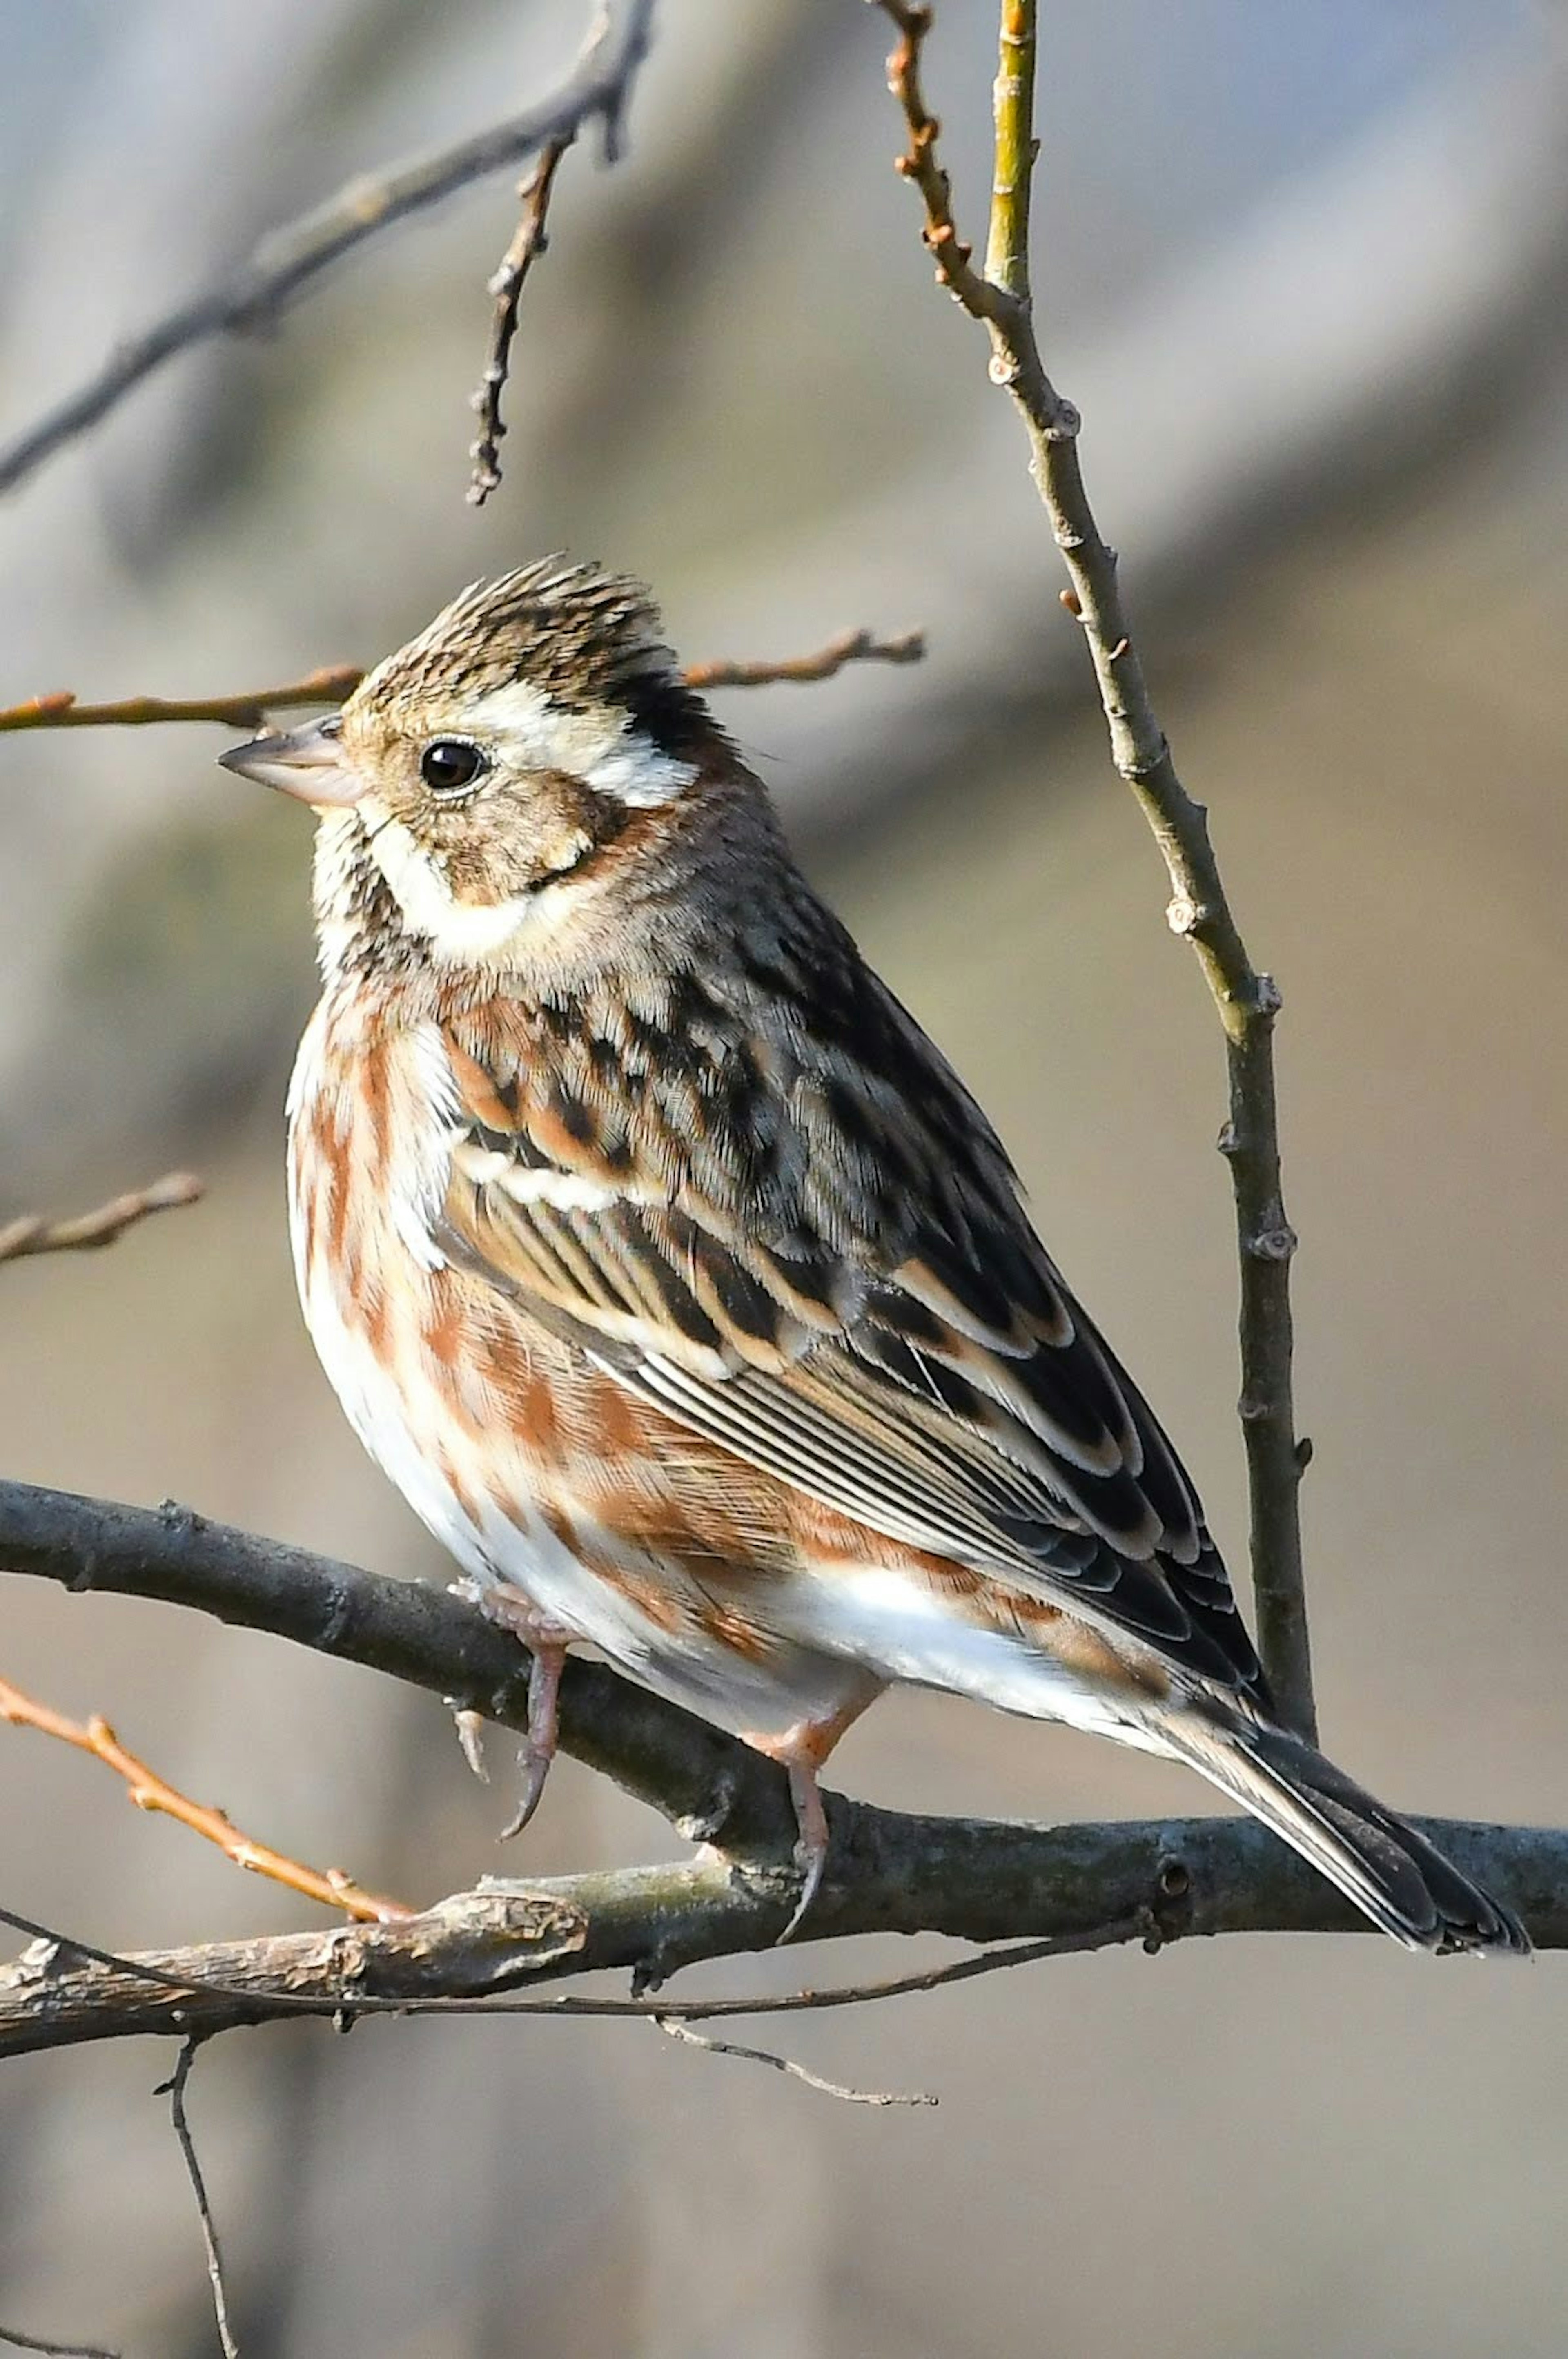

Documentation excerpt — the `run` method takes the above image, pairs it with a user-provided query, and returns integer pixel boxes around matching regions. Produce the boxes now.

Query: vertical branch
[159,2041,241,2359]
[875,0,1316,1738]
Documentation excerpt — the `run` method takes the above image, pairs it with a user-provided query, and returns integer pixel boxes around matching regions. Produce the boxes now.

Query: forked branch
[0,0,658,499]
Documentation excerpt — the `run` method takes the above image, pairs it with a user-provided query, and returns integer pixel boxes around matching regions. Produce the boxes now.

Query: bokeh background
[3,2,1568,2352]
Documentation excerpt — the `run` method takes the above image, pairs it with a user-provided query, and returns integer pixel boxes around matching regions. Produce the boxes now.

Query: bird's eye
[420,739,487,795]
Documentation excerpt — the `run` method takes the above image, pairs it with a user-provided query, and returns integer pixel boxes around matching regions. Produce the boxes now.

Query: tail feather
[1157,1710,1530,1956]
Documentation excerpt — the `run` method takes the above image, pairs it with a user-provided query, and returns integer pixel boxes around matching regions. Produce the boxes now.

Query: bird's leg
[746,1691,878,1945]
[777,1752,831,1946]
[453,1582,573,1841]
[500,1635,567,1839]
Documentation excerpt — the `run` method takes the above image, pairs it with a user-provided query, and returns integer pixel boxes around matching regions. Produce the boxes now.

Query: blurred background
[2,0,1567,2351]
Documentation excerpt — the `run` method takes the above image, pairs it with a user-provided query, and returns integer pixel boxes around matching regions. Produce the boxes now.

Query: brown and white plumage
[223,557,1527,1955]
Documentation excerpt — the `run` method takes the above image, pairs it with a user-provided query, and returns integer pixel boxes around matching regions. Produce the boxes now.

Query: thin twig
[0,671,363,736]
[468,137,572,504]
[0,1673,412,1924]
[653,2015,937,2107]
[0,1174,202,1264]
[0,0,658,499]
[872,0,1316,1738]
[684,627,927,690]
[0,2327,120,2359]
[157,2041,240,2359]
[0,629,925,743]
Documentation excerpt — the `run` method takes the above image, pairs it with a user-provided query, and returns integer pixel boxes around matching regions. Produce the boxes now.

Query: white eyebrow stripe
[464,677,697,807]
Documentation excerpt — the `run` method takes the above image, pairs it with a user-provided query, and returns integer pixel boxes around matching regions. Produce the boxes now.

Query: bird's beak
[218,715,368,807]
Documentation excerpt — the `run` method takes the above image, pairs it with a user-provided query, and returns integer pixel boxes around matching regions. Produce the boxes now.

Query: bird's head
[221,558,743,985]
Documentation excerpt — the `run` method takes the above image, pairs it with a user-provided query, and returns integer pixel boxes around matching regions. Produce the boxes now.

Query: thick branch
[0,1477,1558,2067]
[875,0,1314,1738]
[0,1478,800,1864]
[0,0,657,498]
[0,1810,1560,2062]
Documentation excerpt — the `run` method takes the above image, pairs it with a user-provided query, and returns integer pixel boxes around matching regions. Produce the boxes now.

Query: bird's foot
[776,1755,830,1946]
[451,1585,573,1842]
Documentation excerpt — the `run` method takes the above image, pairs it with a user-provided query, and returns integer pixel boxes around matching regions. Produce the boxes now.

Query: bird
[220,555,1527,1956]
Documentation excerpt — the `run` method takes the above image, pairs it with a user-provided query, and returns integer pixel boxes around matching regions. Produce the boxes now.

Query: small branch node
[1246,1225,1298,1264]
[1166,893,1212,939]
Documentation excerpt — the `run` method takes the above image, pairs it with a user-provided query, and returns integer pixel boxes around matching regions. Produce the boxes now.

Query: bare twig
[157,2041,240,2359]
[872,0,1315,1738]
[0,1672,412,1924]
[468,138,573,504]
[0,671,363,736]
[0,628,925,745]
[0,1174,202,1265]
[0,2327,120,2359]
[0,0,658,499]
[653,2015,937,2107]
[683,627,927,690]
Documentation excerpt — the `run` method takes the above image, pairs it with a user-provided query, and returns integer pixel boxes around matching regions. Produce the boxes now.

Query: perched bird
[222,557,1526,1954]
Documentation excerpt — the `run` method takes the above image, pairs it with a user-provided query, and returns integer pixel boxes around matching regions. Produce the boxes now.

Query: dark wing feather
[437,933,1265,1701]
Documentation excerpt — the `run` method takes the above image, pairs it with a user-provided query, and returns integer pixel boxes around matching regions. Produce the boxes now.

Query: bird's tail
[1156,1706,1530,1955]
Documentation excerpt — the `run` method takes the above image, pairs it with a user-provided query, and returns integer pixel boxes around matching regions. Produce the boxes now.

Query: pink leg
[500,1636,567,1841]
[746,1688,880,1945]
[459,1584,573,1843]
[777,1754,831,1945]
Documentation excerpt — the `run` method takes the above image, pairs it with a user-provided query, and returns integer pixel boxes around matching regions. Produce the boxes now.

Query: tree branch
[0,674,363,736]
[0,1672,412,1924]
[466,136,573,507]
[0,626,925,745]
[0,1478,1557,2065]
[0,0,658,499]
[0,1174,202,1264]
[682,627,926,690]
[872,0,1315,1739]
[157,2041,239,2359]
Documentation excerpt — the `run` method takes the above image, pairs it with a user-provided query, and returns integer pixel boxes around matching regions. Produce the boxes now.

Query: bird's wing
[436,984,1264,1699]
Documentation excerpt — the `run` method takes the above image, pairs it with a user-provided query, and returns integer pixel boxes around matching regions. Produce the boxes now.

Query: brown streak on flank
[360,1039,393,1173]
[538,1498,580,1557]
[324,1148,352,1270]
[434,1446,487,1534]
[517,1367,559,1455]
[584,1370,645,1456]
[421,1286,468,1376]
[704,1600,775,1666]
[444,1033,521,1133]
[474,1314,541,1412]
[597,1557,684,1636]
[360,1272,392,1364]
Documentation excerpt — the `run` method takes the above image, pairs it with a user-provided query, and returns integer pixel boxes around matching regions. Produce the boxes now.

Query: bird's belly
[295,1240,870,1740]
[776,1558,1178,1755]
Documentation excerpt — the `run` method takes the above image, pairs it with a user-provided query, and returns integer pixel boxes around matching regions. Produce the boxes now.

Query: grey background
[2,3,1567,2353]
